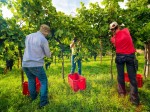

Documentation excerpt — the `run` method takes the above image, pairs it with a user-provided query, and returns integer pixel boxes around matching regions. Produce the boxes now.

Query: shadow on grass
[0,93,9,111]
[139,79,150,110]
[0,68,22,79]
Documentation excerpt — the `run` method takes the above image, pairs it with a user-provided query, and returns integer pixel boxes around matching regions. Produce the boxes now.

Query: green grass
[0,55,150,112]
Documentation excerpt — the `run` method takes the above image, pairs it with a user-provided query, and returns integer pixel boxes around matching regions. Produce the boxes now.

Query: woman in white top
[70,37,82,75]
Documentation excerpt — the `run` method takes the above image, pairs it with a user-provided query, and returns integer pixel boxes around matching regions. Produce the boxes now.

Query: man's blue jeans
[71,55,81,75]
[23,67,48,106]
[115,53,139,104]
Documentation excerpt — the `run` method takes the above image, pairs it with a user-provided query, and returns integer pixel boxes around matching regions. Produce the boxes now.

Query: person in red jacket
[110,21,139,106]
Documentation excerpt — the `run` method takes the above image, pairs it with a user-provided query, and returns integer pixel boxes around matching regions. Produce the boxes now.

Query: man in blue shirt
[22,24,51,108]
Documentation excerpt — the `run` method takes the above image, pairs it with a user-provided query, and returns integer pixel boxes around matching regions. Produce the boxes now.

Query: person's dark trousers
[23,67,48,107]
[71,55,82,75]
[115,53,139,104]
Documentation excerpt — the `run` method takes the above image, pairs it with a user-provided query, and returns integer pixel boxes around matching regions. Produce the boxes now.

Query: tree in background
[126,0,150,78]
[0,0,150,79]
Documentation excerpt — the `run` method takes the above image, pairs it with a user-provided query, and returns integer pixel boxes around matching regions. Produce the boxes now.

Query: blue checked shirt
[22,31,51,67]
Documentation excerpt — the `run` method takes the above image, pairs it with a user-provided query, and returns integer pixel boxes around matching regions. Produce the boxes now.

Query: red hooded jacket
[110,28,136,54]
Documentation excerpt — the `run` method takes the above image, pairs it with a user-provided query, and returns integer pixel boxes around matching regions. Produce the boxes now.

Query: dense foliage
[0,0,150,60]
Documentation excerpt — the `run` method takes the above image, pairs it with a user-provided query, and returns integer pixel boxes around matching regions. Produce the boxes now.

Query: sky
[52,0,127,15]
[52,0,103,15]
[1,0,128,18]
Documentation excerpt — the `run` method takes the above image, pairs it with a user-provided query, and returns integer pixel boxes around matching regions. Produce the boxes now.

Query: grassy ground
[0,55,150,112]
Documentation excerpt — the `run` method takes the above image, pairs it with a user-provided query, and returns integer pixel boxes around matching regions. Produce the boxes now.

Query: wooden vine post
[144,41,150,78]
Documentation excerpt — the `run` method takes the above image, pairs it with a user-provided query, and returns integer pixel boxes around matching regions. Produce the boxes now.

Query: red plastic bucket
[78,76,86,90]
[124,73,143,88]
[22,81,30,95]
[136,74,143,88]
[68,73,86,92]
[124,73,130,82]
[36,77,41,92]
[22,77,41,95]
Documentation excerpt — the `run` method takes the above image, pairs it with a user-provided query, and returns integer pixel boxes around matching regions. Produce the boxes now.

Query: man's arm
[43,41,51,58]
[70,41,75,48]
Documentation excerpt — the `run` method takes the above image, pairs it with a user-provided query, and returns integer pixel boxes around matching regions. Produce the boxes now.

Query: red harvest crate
[68,73,86,92]
[124,73,143,88]
[124,73,130,82]
[22,77,41,95]
[136,74,143,88]
[23,81,29,95]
